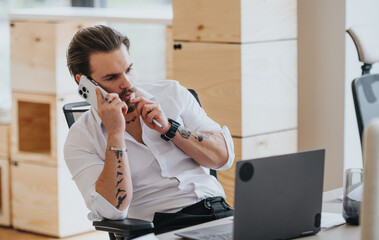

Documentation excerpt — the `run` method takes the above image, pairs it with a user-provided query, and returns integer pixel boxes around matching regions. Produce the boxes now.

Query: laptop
[175,149,325,240]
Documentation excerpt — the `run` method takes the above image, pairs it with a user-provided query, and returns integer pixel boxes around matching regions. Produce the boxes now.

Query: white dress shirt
[64,80,235,221]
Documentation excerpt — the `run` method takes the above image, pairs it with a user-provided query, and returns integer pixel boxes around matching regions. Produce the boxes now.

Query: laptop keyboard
[175,223,233,240]
[199,232,233,240]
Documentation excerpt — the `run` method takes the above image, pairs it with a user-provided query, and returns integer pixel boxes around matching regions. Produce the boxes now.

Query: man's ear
[75,74,82,84]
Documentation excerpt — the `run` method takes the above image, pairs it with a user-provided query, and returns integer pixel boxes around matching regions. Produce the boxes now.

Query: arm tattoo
[111,147,128,208]
[115,188,126,198]
[178,126,191,139]
[116,194,127,209]
[194,132,210,142]
[114,150,124,159]
[115,178,124,187]
[178,126,211,142]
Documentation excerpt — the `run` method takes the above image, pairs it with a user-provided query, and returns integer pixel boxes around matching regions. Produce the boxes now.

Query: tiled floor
[0,227,108,240]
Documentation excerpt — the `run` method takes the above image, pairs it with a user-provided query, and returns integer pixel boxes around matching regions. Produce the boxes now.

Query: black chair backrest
[352,73,379,144]
[62,89,217,179]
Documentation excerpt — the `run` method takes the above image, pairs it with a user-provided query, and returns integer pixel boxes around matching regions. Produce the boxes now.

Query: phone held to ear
[78,75,108,111]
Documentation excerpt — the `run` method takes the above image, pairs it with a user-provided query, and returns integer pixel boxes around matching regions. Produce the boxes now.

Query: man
[64,25,235,234]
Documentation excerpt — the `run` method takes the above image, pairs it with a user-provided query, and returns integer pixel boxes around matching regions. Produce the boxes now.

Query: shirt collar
[92,86,157,126]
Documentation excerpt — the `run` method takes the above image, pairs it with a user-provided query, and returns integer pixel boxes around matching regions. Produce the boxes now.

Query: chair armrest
[93,217,154,239]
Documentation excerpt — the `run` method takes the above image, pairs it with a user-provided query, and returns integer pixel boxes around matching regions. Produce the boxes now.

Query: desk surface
[9,7,172,25]
[157,188,361,240]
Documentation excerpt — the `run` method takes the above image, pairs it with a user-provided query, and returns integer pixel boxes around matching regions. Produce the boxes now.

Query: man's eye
[106,76,115,81]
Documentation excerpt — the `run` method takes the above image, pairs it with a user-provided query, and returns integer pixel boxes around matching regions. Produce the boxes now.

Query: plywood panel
[11,21,56,94]
[0,159,10,226]
[241,40,297,136]
[173,0,296,43]
[219,130,297,206]
[241,0,297,42]
[173,41,297,137]
[11,92,57,164]
[173,41,242,135]
[173,0,240,42]
[11,21,93,96]
[11,162,59,236]
[0,125,10,159]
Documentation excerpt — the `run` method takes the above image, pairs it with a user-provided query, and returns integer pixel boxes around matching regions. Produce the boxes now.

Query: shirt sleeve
[64,122,128,220]
[178,84,235,170]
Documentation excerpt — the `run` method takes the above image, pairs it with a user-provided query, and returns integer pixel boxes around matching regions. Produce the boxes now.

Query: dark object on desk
[342,168,363,226]
[62,89,218,240]
[176,149,325,240]
[343,195,361,225]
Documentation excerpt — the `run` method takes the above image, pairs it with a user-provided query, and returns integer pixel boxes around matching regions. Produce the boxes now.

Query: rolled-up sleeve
[178,84,235,170]
[64,121,128,220]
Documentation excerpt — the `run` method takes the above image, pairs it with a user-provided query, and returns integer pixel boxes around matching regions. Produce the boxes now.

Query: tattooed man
[64,25,235,234]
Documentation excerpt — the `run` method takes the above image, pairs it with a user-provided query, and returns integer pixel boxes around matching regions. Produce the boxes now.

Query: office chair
[62,89,217,240]
[348,26,379,144]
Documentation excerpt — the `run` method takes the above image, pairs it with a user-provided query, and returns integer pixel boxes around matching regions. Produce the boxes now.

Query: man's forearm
[96,133,133,211]
[171,126,229,169]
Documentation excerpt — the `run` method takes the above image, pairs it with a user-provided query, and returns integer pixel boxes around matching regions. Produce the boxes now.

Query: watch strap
[161,118,180,141]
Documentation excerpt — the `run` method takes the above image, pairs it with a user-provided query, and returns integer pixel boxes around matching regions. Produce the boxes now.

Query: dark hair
[66,25,130,81]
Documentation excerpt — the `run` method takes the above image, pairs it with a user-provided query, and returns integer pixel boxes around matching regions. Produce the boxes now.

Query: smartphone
[78,75,108,111]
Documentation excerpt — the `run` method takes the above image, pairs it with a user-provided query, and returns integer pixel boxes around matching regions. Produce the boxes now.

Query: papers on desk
[134,233,159,240]
[321,212,346,231]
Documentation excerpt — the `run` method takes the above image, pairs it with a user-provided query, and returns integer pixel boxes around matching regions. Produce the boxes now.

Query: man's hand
[130,97,170,134]
[96,88,127,135]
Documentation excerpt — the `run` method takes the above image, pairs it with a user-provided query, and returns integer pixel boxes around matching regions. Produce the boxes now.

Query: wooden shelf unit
[11,161,92,237]
[172,0,298,205]
[173,40,297,137]
[0,158,11,226]
[173,0,297,43]
[0,125,10,159]
[10,21,91,97]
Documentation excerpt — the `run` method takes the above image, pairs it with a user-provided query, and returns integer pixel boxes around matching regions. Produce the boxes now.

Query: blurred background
[0,0,171,111]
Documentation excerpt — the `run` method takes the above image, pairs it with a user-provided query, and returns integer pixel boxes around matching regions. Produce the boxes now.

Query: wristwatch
[161,118,180,141]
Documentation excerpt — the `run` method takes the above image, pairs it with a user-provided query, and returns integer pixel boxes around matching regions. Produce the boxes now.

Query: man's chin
[126,103,136,114]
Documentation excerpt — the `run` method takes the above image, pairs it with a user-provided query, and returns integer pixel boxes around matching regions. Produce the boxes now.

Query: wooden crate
[219,130,297,206]
[173,40,297,137]
[11,161,93,237]
[0,125,10,159]
[10,21,92,96]
[172,0,297,43]
[11,92,81,165]
[0,158,10,226]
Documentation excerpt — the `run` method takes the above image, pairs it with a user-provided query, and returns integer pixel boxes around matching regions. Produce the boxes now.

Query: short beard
[126,102,136,114]
[119,87,137,114]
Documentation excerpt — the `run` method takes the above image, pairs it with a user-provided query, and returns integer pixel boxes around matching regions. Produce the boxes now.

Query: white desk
[157,188,361,240]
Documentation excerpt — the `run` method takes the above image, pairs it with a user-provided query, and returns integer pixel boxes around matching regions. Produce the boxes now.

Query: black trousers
[108,197,234,239]
[152,196,234,235]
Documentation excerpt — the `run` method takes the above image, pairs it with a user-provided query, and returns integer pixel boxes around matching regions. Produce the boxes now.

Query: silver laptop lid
[234,149,325,240]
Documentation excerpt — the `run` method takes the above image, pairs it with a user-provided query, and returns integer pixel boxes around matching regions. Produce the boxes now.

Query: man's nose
[119,73,132,88]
